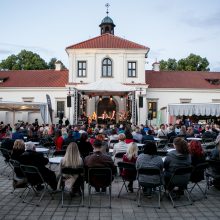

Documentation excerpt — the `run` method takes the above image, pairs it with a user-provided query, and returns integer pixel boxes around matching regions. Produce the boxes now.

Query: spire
[99,3,115,35]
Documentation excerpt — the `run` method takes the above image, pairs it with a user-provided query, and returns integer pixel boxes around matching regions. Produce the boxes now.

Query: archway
[97,98,116,123]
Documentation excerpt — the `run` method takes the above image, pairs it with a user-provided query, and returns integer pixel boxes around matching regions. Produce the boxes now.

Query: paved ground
[1,158,220,220]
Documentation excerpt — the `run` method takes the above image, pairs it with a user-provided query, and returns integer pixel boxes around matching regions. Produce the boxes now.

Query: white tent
[75,79,135,94]
[0,101,47,124]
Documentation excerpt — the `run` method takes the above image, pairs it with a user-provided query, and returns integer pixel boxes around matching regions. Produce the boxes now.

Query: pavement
[1,157,220,220]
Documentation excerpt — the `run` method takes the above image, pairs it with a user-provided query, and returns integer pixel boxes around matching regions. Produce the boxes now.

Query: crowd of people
[1,119,220,197]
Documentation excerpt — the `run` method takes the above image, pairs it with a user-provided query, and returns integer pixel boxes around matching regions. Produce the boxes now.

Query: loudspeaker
[148,113,153,120]
[67,96,71,107]
[139,96,143,108]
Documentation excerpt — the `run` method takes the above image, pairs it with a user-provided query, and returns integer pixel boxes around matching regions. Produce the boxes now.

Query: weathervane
[105,3,110,16]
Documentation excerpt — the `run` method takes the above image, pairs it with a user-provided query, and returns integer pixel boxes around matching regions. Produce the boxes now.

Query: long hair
[173,137,189,155]
[126,142,138,160]
[143,142,157,155]
[189,140,204,157]
[13,139,25,151]
[61,142,82,168]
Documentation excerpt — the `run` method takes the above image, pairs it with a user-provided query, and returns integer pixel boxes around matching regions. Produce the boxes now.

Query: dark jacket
[77,140,94,158]
[84,151,116,175]
[164,149,191,175]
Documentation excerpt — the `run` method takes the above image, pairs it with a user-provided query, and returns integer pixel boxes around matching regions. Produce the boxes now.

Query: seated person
[20,142,57,191]
[164,137,191,191]
[77,133,94,158]
[11,139,26,178]
[136,142,163,196]
[124,128,134,144]
[57,142,83,195]
[113,133,128,157]
[142,129,154,143]
[54,130,64,151]
[208,136,220,188]
[84,139,116,192]
[0,136,14,162]
[121,142,138,192]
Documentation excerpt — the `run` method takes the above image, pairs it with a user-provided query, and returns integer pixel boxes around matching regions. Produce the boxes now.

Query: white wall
[66,48,147,84]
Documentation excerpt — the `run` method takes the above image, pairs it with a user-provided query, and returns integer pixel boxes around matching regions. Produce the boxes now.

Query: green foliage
[159,53,210,71]
[0,50,66,70]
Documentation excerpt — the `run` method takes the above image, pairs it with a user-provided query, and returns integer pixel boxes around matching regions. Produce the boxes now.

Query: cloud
[183,11,220,28]
[0,49,13,55]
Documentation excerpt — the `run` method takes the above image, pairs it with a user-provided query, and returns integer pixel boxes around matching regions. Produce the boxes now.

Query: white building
[0,14,220,126]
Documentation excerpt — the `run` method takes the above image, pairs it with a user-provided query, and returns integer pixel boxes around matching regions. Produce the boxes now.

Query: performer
[102,111,108,120]
[110,110,115,120]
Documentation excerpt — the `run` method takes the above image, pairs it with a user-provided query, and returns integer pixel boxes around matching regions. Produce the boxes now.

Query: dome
[101,16,115,25]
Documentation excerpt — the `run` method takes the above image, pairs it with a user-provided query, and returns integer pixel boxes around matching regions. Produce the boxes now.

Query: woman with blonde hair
[121,142,138,192]
[58,142,83,194]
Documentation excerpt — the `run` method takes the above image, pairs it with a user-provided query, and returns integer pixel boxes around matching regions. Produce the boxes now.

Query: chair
[0,147,12,177]
[60,167,84,207]
[117,162,136,198]
[202,138,214,144]
[166,166,193,208]
[206,160,220,190]
[157,139,168,149]
[20,165,54,206]
[88,167,112,208]
[137,167,163,208]
[189,162,209,200]
[9,159,27,197]
[114,152,125,162]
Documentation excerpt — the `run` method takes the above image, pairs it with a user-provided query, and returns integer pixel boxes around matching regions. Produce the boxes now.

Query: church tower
[99,3,115,35]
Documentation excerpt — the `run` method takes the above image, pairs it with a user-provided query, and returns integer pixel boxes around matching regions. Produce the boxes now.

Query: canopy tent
[75,79,135,95]
[0,101,47,124]
[168,103,220,117]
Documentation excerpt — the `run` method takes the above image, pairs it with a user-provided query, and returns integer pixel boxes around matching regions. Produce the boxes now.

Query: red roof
[145,70,220,89]
[0,70,68,87]
[66,33,148,50]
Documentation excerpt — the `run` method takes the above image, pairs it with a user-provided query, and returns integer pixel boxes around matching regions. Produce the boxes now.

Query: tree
[0,50,48,70]
[159,53,210,71]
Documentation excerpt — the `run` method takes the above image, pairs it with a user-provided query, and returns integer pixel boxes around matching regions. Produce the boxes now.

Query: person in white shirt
[113,133,128,157]
[157,124,168,138]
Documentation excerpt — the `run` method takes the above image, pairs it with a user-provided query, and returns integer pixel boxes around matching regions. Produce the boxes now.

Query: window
[212,99,220,103]
[77,61,87,77]
[57,101,65,117]
[128,62,136,77]
[102,58,112,77]
[148,101,157,119]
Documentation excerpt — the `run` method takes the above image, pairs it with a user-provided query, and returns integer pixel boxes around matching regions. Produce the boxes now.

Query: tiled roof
[0,70,68,87]
[66,33,148,50]
[145,70,220,89]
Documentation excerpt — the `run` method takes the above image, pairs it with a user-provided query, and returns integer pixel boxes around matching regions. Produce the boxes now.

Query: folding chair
[117,162,136,198]
[0,147,12,177]
[137,167,163,208]
[206,160,220,190]
[9,159,27,197]
[157,139,168,149]
[202,138,214,144]
[52,150,66,157]
[166,166,193,208]
[88,167,112,208]
[20,165,54,206]
[60,167,84,207]
[189,162,209,200]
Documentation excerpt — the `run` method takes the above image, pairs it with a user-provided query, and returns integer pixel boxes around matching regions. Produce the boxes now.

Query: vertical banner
[46,94,53,124]
[40,104,46,124]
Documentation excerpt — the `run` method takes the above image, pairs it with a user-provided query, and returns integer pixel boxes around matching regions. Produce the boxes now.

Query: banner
[46,94,53,123]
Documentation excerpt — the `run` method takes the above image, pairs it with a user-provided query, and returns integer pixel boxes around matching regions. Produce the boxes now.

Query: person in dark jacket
[77,133,93,159]
[164,137,191,190]
[84,139,116,192]
[19,142,57,190]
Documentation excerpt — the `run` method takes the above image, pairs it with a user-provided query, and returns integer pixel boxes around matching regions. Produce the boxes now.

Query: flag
[46,94,53,123]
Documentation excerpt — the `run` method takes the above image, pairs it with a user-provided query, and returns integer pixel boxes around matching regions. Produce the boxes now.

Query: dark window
[148,101,157,119]
[102,58,112,77]
[78,61,86,77]
[57,101,65,117]
[128,62,136,77]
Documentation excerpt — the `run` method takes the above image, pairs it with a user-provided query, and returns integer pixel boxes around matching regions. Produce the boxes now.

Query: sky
[1,0,220,71]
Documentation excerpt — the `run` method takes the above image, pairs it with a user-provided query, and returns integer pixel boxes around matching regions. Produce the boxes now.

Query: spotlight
[89,95,92,100]
[99,96,102,101]
[110,95,113,101]
[120,96,123,101]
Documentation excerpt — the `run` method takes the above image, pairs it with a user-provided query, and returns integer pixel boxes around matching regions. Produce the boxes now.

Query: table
[49,156,63,164]
[36,147,49,154]
[154,137,162,142]
[186,137,202,141]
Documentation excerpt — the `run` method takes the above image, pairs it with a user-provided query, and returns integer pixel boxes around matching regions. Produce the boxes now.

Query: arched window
[102,58,112,77]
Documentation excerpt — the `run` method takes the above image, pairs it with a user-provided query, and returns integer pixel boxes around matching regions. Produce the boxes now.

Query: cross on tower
[105,3,110,16]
